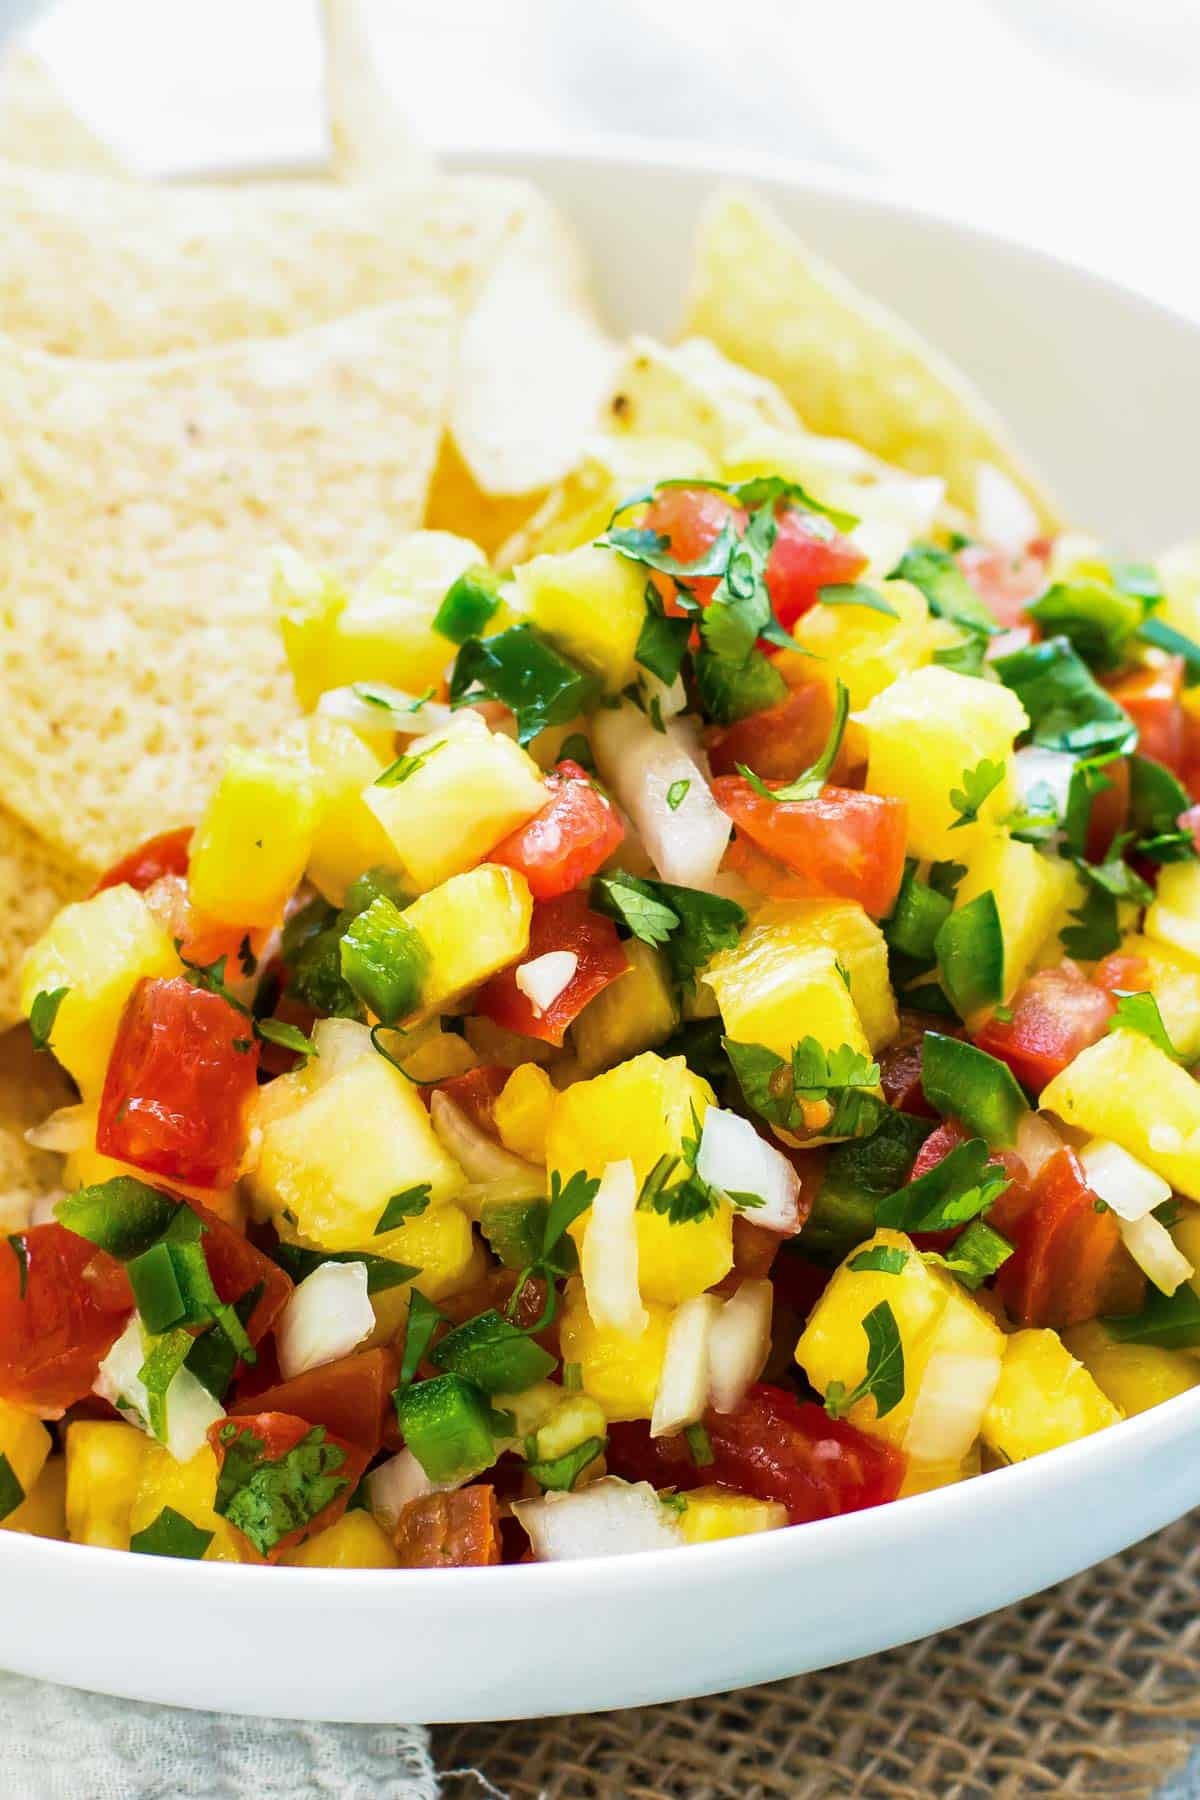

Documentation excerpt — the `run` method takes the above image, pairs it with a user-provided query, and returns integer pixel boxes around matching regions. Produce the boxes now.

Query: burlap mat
[434,1512,1200,1800]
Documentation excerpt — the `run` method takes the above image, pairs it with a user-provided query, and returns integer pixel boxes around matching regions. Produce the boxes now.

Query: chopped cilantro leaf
[824,1301,905,1421]
[992,636,1136,759]
[1059,884,1121,959]
[254,1018,318,1059]
[921,1219,1014,1290]
[1026,579,1145,671]
[634,584,694,686]
[214,1422,350,1558]
[891,543,999,638]
[724,1037,884,1142]
[849,1246,909,1275]
[375,740,447,788]
[1108,990,1185,1061]
[591,871,745,989]
[817,582,899,618]
[0,1452,24,1522]
[29,986,70,1054]
[449,624,599,744]
[948,758,1006,830]
[129,1505,214,1560]
[875,1138,1010,1233]
[375,1184,433,1235]
[666,778,691,812]
[737,681,849,803]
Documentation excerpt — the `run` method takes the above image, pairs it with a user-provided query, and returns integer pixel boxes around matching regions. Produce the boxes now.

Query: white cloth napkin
[0,1670,439,1799]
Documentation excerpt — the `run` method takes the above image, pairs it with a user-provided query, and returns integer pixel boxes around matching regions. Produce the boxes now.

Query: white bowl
[5,143,1200,1724]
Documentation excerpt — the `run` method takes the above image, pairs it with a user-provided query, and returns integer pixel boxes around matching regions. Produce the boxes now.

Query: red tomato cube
[474,891,629,1046]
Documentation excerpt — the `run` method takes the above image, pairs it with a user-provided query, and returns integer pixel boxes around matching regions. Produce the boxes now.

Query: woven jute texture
[435,1512,1200,1800]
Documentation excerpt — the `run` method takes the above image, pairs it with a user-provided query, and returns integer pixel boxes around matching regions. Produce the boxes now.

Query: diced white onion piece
[640,669,688,721]
[513,1478,683,1562]
[28,1189,64,1227]
[93,1316,223,1461]
[1017,1111,1063,1180]
[429,1092,541,1185]
[1119,1214,1194,1296]
[707,1279,774,1414]
[696,1108,801,1234]
[162,1368,225,1464]
[976,462,1039,556]
[24,1103,94,1153]
[317,684,457,739]
[1079,1138,1171,1223]
[276,1261,374,1381]
[1013,746,1075,821]
[581,1158,647,1338]
[904,1350,1003,1464]
[514,950,578,1016]
[364,1448,459,1532]
[93,1315,149,1423]
[591,700,730,889]
[650,1295,720,1437]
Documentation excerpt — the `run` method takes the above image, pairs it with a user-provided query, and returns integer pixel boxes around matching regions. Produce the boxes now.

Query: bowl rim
[7,137,1200,1595]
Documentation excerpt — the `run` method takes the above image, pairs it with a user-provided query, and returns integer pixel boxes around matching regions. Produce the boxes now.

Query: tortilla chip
[0,811,88,1033]
[0,1024,75,1231]
[604,335,799,458]
[683,188,1063,530]
[0,297,454,872]
[0,162,525,358]
[449,189,620,499]
[0,44,125,176]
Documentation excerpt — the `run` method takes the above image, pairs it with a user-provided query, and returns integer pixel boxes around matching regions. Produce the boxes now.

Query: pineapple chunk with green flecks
[559,1278,672,1421]
[717,899,896,1053]
[302,717,406,906]
[65,1420,149,1549]
[1040,1031,1200,1200]
[790,580,935,710]
[514,545,647,692]
[1113,933,1200,1061]
[1062,1321,1200,1417]
[705,930,872,1074]
[955,832,1073,1002]
[188,746,318,929]
[0,1402,50,1524]
[128,1445,245,1562]
[677,1487,788,1543]
[857,665,1028,861]
[982,1329,1120,1461]
[20,884,178,1094]
[403,864,532,1012]
[365,713,546,891]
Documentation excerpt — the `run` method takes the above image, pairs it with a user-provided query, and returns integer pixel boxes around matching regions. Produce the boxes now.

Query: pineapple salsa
[9,375,1200,1570]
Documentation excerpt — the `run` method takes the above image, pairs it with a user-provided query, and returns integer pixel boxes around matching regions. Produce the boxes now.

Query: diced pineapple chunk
[531,1393,609,1463]
[272,548,349,711]
[718,900,896,1053]
[857,666,1028,861]
[365,714,547,891]
[0,1401,51,1518]
[706,932,872,1069]
[559,1278,672,1421]
[955,833,1073,1003]
[284,1511,399,1568]
[188,746,318,929]
[547,1053,732,1303]
[505,435,716,563]
[128,1445,245,1562]
[898,1447,981,1498]
[795,1229,1004,1448]
[791,580,934,709]
[1062,1320,1200,1417]
[1145,862,1200,966]
[1040,1032,1200,1201]
[514,544,647,692]
[572,940,679,1074]
[397,1029,479,1085]
[982,1329,1121,1461]
[20,884,178,1094]
[0,1455,67,1538]
[302,717,406,905]
[1118,934,1200,1061]
[465,1015,557,1069]
[495,1063,555,1163]
[252,1024,466,1250]
[676,1485,788,1544]
[65,1420,150,1549]
[403,864,532,1009]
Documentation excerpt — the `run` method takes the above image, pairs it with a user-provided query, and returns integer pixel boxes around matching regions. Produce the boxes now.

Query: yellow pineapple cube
[505,435,716,563]
[403,864,533,1009]
[0,1456,67,1539]
[0,1401,51,1522]
[284,1511,399,1568]
[898,1448,981,1498]
[316,532,483,698]
[272,548,349,711]
[395,1029,479,1085]
[188,746,318,929]
[365,714,546,892]
[559,1278,672,1421]
[791,580,934,709]
[857,665,1028,861]
[495,1063,555,1163]
[1040,1032,1200,1200]
[1116,934,1200,1061]
[20,884,177,1094]
[676,1486,788,1544]
[302,717,406,905]
[129,1445,245,1562]
[514,544,647,692]
[65,1420,150,1549]
[955,833,1073,1003]
[546,1053,732,1303]
[1145,861,1200,965]
[572,940,680,1074]
[1062,1320,1200,1417]
[983,1329,1121,1461]
[720,899,897,1053]
[531,1393,609,1463]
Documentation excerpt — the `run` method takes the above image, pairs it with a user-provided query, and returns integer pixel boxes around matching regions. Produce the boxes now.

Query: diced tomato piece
[974,964,1115,1095]
[769,1245,835,1319]
[1093,951,1151,994]
[428,1065,509,1137]
[194,1200,292,1348]
[879,1020,942,1118]
[96,976,260,1189]
[394,1486,502,1567]
[208,1411,369,1563]
[992,1147,1143,1328]
[909,1118,970,1181]
[713,779,907,918]
[706,682,858,784]
[1107,658,1185,773]
[488,760,624,900]
[1084,756,1130,862]
[230,1348,397,1456]
[732,1217,784,1279]
[92,826,193,896]
[957,546,1047,629]
[474,891,629,1046]
[643,486,744,613]
[607,1384,905,1524]
[0,1225,131,1414]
